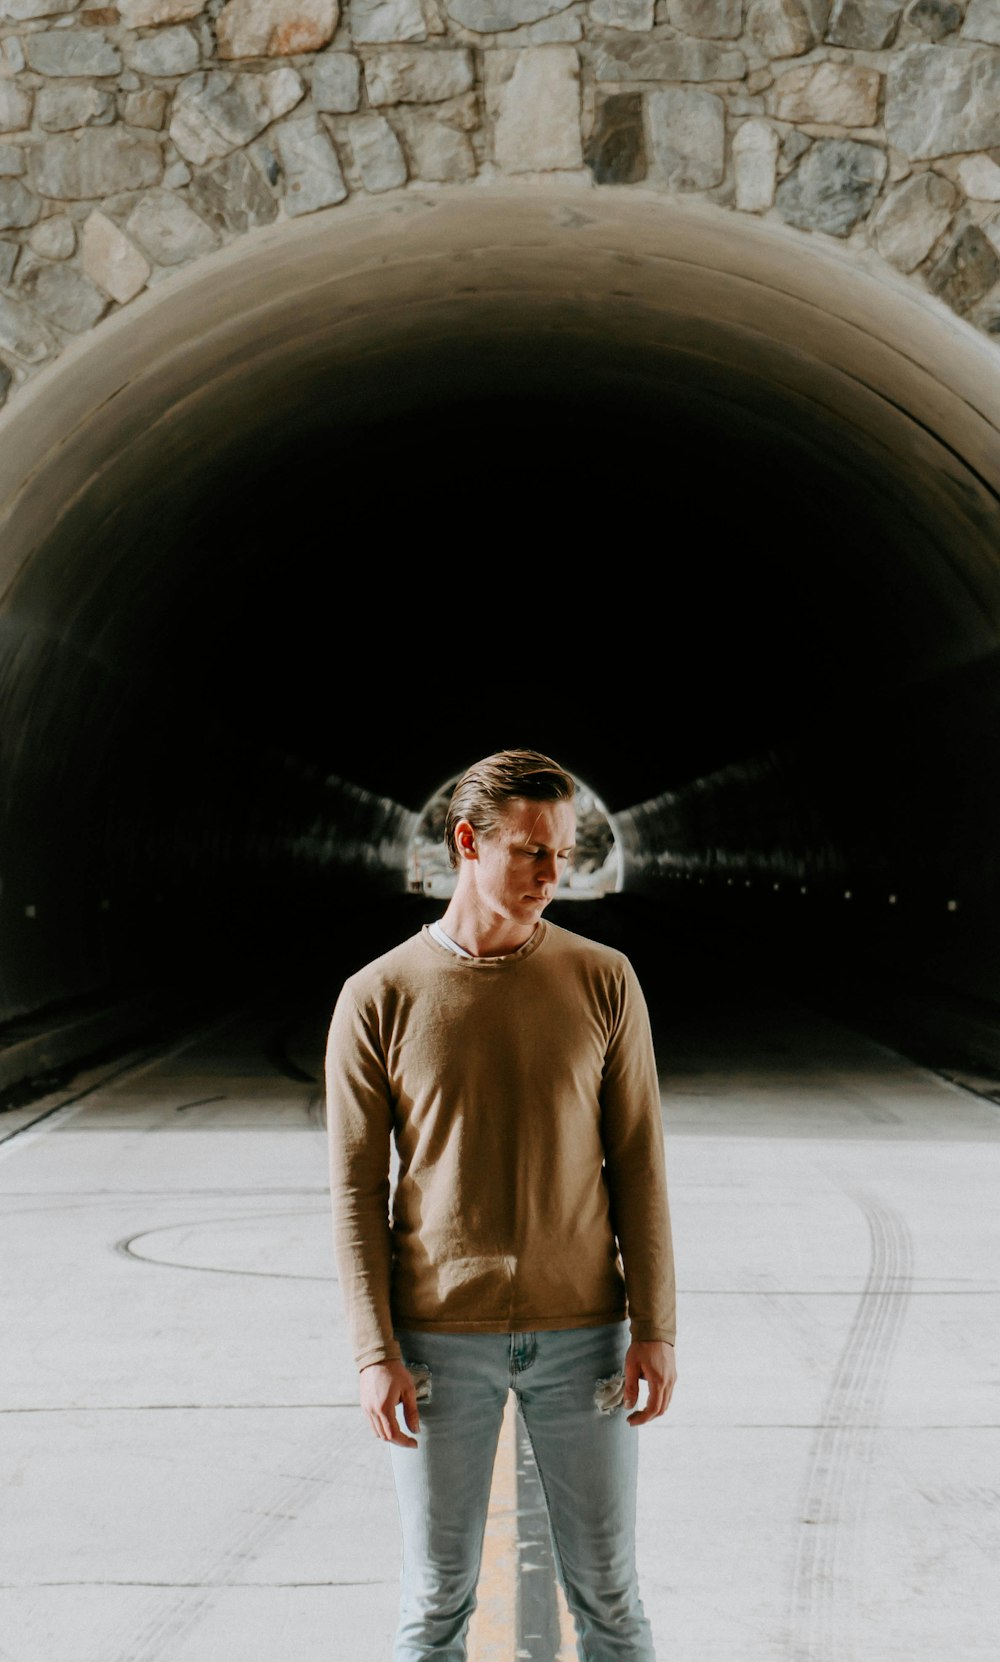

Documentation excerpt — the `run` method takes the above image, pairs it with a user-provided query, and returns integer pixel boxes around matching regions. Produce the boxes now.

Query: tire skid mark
[98,1421,361,1662]
[789,1186,913,1662]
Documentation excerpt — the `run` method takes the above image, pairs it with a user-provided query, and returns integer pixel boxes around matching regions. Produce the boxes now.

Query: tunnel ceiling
[1,188,1000,1018]
[2,189,1000,812]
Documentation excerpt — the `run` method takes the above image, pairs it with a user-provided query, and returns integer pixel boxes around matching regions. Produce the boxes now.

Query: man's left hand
[623,1340,676,1426]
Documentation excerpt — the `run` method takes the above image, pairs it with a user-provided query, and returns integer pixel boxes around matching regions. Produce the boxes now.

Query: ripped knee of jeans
[406,1362,432,1403]
[594,1370,626,1415]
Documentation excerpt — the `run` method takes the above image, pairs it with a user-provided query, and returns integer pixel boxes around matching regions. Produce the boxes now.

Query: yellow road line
[467,1395,517,1662]
[467,1394,578,1662]
[555,1581,578,1658]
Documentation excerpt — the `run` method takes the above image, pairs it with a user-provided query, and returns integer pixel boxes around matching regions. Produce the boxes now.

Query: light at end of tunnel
[889,894,898,904]
[844,890,853,900]
[24,904,36,918]
[948,899,959,911]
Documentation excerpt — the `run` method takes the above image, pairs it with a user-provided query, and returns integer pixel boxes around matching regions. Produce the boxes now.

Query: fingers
[627,1380,667,1426]
[401,1381,421,1436]
[626,1362,678,1426]
[622,1356,642,1413]
[366,1406,418,1449]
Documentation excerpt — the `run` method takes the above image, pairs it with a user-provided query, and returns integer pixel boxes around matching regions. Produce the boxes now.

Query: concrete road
[1,984,997,1662]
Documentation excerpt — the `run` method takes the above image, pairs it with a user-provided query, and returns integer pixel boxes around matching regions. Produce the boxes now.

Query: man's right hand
[359,1359,421,1448]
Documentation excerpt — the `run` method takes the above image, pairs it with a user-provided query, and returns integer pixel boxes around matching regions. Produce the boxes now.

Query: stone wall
[2,0,1000,409]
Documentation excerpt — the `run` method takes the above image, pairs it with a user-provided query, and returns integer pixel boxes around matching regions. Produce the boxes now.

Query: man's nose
[538,854,559,887]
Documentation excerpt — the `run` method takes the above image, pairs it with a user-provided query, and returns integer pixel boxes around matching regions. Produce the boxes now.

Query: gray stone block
[0,178,41,229]
[120,0,204,18]
[348,114,408,191]
[769,61,880,126]
[826,0,903,48]
[590,0,655,29]
[584,91,646,183]
[312,52,361,112]
[396,110,477,180]
[364,49,475,106]
[125,189,218,265]
[28,131,164,200]
[780,126,810,167]
[906,0,962,39]
[169,70,305,166]
[647,86,725,188]
[665,0,741,34]
[490,45,582,172]
[593,31,745,80]
[0,291,56,362]
[273,115,348,214]
[776,137,887,236]
[123,90,171,131]
[0,38,25,75]
[24,30,122,77]
[489,7,582,37]
[733,117,779,210]
[962,0,1000,44]
[18,262,109,332]
[0,83,32,133]
[887,47,1000,159]
[870,171,957,271]
[352,0,427,39]
[37,86,117,132]
[80,208,150,301]
[163,158,193,188]
[0,239,18,284]
[0,0,79,16]
[27,214,77,258]
[124,27,201,77]
[928,222,1000,312]
[746,0,815,57]
[448,0,568,26]
[0,144,24,177]
[188,150,278,231]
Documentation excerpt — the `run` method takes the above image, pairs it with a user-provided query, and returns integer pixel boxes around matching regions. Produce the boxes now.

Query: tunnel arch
[1,183,1000,1026]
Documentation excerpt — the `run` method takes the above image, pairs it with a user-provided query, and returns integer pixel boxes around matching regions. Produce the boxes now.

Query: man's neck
[438,896,538,959]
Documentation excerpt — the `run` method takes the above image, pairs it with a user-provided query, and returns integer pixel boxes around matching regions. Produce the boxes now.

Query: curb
[0,992,161,1098]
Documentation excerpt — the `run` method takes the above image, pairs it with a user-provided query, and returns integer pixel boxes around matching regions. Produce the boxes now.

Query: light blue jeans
[389,1322,656,1662]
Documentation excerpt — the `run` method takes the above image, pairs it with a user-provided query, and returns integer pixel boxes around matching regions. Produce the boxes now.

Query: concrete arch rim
[2,181,1000,558]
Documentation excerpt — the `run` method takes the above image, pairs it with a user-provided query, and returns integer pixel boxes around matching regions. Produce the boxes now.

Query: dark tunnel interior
[2,194,1000,1043]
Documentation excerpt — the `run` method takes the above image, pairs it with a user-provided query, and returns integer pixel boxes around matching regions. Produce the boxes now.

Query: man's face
[462,797,577,925]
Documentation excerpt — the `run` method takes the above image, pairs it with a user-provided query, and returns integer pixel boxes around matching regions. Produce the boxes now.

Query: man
[326,749,676,1662]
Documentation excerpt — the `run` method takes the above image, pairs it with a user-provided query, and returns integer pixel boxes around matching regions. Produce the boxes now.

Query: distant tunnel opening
[1,187,999,1028]
[406,768,623,901]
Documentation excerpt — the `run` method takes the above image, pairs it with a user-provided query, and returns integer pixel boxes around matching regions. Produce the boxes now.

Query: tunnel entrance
[1,186,999,1038]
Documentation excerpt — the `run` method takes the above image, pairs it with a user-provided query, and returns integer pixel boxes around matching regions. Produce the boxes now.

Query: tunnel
[1,184,1000,1042]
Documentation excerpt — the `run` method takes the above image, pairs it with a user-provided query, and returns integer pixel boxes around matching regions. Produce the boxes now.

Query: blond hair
[444,749,575,869]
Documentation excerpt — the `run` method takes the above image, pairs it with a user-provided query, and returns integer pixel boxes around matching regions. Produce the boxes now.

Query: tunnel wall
[3,0,1000,413]
[617,647,1000,998]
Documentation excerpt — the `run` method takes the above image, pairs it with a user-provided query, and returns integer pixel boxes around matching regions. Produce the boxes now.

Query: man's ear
[455,820,477,861]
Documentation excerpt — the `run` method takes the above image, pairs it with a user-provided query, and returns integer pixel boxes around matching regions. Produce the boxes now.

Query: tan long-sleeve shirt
[325,919,676,1370]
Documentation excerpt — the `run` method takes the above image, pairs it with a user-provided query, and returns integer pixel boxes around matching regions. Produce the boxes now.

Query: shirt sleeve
[599,959,677,1346]
[325,981,402,1371]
